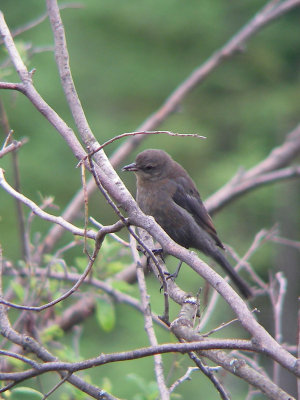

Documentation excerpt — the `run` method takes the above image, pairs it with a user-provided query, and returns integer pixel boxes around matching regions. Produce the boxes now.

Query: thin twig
[228,227,277,289]
[81,162,89,255]
[269,272,287,384]
[202,308,259,337]
[84,130,205,160]
[169,367,199,393]
[0,168,97,239]
[0,102,30,261]
[90,217,130,247]
[271,236,300,249]
[0,138,28,159]
[197,228,273,331]
[0,3,84,43]
[0,350,39,368]
[42,372,73,400]
[1,129,13,149]
[188,354,230,400]
[130,233,169,400]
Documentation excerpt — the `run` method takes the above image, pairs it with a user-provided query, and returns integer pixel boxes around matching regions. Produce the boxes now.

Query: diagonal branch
[0,168,98,240]
[206,124,300,213]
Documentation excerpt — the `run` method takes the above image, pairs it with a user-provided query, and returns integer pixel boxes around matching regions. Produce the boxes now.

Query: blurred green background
[1,0,299,399]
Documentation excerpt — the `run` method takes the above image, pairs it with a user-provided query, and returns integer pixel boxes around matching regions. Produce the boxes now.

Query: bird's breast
[136,181,197,248]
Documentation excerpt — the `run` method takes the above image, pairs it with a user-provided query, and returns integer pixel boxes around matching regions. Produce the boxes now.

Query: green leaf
[8,387,43,400]
[106,261,124,274]
[95,298,115,332]
[101,377,112,393]
[40,324,64,343]
[111,280,133,293]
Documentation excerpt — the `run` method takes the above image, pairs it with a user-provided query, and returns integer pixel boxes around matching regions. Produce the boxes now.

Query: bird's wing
[172,176,224,248]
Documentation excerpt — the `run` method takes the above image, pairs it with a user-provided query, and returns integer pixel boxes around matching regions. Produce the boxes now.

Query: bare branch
[0,138,28,158]
[0,3,83,45]
[207,125,300,213]
[130,233,169,400]
[0,168,97,239]
[269,272,288,384]
[169,367,199,393]
[0,337,296,380]
[187,355,230,400]
[113,0,300,138]
[85,130,205,159]
[170,299,296,400]
[90,217,130,247]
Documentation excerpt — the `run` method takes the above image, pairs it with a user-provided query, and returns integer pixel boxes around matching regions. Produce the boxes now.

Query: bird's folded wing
[172,176,224,249]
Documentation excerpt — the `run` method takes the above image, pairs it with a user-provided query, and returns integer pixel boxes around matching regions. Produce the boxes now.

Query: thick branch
[0,338,291,380]
[171,298,295,400]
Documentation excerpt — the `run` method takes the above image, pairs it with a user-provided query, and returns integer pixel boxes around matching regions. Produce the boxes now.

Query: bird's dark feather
[172,175,224,249]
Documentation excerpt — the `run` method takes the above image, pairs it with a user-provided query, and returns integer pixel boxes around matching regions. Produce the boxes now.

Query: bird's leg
[136,245,165,264]
[165,260,183,280]
[152,248,165,262]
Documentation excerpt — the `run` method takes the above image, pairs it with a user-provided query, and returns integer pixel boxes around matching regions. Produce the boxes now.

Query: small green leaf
[106,261,124,274]
[111,280,133,293]
[43,254,53,263]
[40,324,64,343]
[95,298,115,332]
[9,387,43,400]
[101,377,112,393]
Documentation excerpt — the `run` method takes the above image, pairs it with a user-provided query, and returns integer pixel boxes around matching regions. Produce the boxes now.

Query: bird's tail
[213,251,253,299]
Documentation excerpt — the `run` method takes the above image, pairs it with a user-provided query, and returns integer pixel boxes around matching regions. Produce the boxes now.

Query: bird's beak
[122,162,138,172]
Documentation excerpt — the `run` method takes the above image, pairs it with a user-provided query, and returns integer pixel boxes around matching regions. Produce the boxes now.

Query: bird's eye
[144,165,153,171]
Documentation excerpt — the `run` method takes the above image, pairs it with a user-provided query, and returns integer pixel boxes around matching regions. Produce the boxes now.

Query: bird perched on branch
[122,149,252,299]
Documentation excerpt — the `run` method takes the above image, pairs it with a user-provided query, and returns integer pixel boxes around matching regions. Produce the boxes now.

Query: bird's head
[122,149,172,182]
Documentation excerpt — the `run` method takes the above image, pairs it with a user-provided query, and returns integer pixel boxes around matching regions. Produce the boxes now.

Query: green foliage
[4,387,43,400]
[40,324,64,344]
[111,279,134,294]
[95,297,116,332]
[78,237,132,279]
[126,374,159,400]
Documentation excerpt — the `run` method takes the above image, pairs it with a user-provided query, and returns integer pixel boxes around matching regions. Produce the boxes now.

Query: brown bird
[122,149,252,299]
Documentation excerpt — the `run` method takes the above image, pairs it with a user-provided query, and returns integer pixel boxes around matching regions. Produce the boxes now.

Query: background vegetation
[0,0,299,399]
